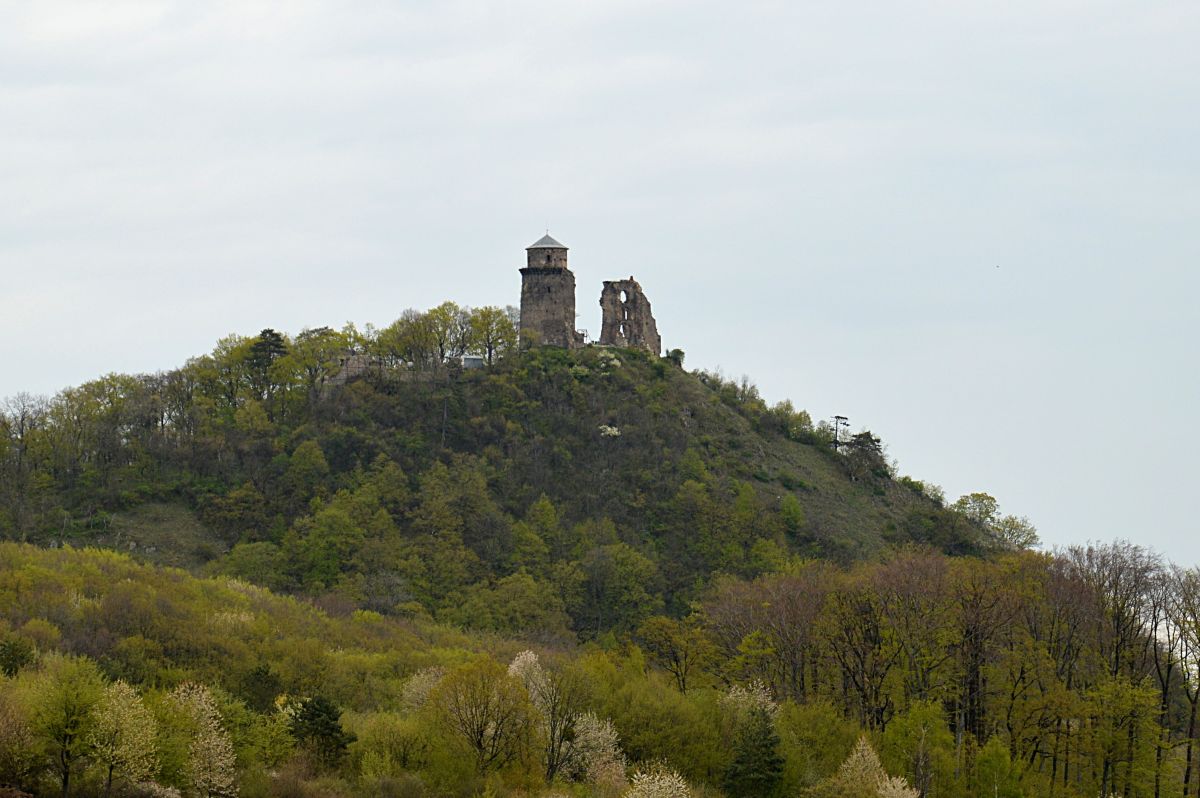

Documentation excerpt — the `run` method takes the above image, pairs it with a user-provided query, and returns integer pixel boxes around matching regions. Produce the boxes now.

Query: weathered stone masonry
[598,278,661,355]
[519,235,585,349]
[518,234,661,355]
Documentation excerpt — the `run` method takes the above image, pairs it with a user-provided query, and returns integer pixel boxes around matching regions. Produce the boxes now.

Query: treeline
[3,541,1199,798]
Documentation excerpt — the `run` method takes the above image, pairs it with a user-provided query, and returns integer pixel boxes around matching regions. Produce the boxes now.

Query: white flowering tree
[719,680,778,728]
[170,683,238,798]
[624,763,691,798]
[809,736,919,798]
[88,680,158,797]
[400,666,445,714]
[509,650,627,789]
[570,713,627,792]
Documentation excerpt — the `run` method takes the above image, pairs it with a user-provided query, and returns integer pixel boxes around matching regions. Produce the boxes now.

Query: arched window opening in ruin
[620,290,628,302]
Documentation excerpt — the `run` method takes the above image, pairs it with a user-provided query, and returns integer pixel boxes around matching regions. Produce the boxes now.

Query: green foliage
[0,634,34,677]
[444,572,572,638]
[722,706,784,797]
[973,736,1022,798]
[0,540,1192,797]
[0,315,956,644]
[25,653,105,798]
[289,696,356,769]
[879,701,954,797]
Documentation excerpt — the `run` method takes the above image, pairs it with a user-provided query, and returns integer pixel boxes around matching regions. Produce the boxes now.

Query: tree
[1174,566,1200,798]
[282,325,350,409]
[575,543,663,636]
[722,706,784,798]
[448,572,573,638]
[637,616,716,693]
[28,654,105,798]
[508,650,595,784]
[952,492,1039,550]
[465,306,518,365]
[626,763,692,798]
[288,695,356,769]
[170,683,237,798]
[880,701,954,798]
[842,431,890,481]
[425,301,468,364]
[973,736,1021,798]
[566,712,626,789]
[0,635,34,677]
[375,309,437,369]
[809,736,919,798]
[0,689,39,790]
[429,657,535,776]
[246,328,289,405]
[951,492,1000,526]
[88,680,158,797]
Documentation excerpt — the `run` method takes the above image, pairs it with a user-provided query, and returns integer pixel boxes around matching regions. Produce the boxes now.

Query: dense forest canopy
[3,303,1191,798]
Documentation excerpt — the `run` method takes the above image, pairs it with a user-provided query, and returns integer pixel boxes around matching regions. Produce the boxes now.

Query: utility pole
[832,415,849,451]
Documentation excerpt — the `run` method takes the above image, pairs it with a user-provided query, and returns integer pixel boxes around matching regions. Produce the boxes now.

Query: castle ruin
[519,234,661,355]
[519,235,585,349]
[599,278,661,354]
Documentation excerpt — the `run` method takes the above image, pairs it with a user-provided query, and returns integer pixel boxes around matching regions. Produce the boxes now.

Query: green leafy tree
[27,654,105,798]
[879,700,954,798]
[281,325,350,409]
[425,301,468,364]
[637,616,716,693]
[446,572,572,637]
[973,736,1022,798]
[575,543,663,636]
[465,306,518,365]
[428,657,535,776]
[0,634,35,677]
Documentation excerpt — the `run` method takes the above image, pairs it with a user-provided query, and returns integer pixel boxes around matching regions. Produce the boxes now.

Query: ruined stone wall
[520,266,582,348]
[598,278,661,355]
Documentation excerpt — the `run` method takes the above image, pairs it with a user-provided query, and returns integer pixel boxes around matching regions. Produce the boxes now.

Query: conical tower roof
[527,233,567,250]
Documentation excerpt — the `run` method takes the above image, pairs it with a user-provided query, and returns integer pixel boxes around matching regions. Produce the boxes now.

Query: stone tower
[599,277,661,355]
[519,234,583,348]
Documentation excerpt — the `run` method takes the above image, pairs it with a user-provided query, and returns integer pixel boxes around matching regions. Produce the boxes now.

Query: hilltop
[0,315,982,635]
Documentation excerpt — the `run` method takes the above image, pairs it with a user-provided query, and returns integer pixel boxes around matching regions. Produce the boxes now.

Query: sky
[2,1,1198,561]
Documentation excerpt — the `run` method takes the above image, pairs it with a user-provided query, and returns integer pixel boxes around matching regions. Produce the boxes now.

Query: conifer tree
[289,695,356,769]
[722,706,783,798]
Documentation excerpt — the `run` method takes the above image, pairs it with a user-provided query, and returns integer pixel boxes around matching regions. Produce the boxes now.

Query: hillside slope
[0,333,977,634]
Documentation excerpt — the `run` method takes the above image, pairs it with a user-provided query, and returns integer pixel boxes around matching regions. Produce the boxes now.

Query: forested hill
[0,310,1016,635]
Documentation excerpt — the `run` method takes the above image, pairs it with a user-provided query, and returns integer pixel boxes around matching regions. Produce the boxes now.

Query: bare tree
[1174,566,1200,797]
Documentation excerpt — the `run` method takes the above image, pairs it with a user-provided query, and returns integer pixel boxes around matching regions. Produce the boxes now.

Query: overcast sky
[2,1,1197,562]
